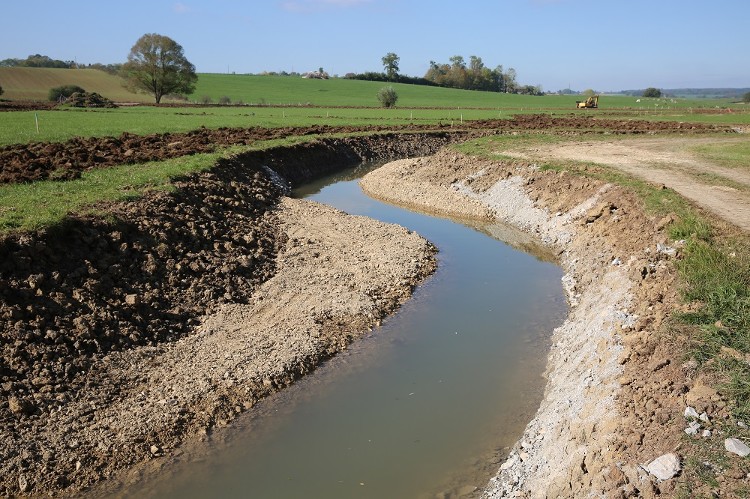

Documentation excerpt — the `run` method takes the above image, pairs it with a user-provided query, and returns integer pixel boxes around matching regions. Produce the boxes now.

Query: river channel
[125,162,567,498]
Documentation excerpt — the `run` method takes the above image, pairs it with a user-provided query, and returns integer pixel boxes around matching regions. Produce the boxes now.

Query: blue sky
[1,0,748,91]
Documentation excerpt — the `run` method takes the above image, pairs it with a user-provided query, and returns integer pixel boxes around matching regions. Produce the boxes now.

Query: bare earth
[361,136,749,498]
[502,136,750,231]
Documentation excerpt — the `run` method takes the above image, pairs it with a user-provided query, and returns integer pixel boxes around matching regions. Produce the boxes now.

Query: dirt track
[501,136,750,231]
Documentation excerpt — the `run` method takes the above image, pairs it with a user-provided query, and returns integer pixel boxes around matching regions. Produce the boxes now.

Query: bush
[199,95,212,104]
[642,87,662,98]
[743,92,750,104]
[377,86,398,108]
[218,95,231,105]
[0,85,3,97]
[48,85,86,102]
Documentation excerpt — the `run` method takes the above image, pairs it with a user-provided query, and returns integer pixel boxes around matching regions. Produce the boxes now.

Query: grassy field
[1,69,748,147]
[0,67,150,102]
[191,73,742,110]
[2,103,749,148]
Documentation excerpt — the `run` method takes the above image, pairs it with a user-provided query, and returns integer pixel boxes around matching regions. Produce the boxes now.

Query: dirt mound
[62,91,118,108]
[0,115,732,185]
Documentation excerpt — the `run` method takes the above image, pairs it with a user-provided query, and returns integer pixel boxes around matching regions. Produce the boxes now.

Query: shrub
[199,95,212,104]
[377,86,398,108]
[218,95,231,105]
[0,85,4,97]
[743,91,750,104]
[48,85,85,102]
[642,87,662,98]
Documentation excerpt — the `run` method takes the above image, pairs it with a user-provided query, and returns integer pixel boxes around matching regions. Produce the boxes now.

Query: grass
[691,141,750,170]
[0,67,149,102]
[0,135,316,234]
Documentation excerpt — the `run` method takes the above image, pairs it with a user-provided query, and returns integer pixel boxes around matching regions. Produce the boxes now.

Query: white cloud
[281,0,372,13]
[173,2,193,14]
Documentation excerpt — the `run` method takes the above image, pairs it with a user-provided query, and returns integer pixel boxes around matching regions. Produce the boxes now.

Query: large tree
[123,33,197,104]
[381,52,400,81]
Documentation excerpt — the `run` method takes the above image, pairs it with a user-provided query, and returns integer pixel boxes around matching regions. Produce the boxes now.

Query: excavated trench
[0,132,465,496]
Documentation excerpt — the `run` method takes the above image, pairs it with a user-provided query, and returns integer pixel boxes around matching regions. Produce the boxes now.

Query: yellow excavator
[576,95,599,109]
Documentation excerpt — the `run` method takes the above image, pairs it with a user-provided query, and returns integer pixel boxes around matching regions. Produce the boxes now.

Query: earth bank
[0,133,455,497]
[360,147,743,497]
[0,118,741,497]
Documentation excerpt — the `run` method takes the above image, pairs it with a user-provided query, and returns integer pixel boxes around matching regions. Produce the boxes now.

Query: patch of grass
[0,135,318,234]
[692,141,750,170]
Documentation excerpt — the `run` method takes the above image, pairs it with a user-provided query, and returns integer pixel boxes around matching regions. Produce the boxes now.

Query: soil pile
[62,92,118,108]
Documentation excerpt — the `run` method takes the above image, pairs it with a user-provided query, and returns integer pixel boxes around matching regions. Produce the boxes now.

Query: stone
[18,475,29,493]
[645,453,681,481]
[125,294,139,306]
[684,406,699,419]
[685,421,701,435]
[8,396,35,416]
[725,438,750,457]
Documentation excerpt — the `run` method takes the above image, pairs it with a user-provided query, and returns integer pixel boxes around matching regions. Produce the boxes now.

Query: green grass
[0,135,316,234]
[0,67,149,102]
[691,141,750,170]
[0,105,513,146]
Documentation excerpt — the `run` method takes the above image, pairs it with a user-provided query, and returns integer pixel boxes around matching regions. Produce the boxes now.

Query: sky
[1,0,748,92]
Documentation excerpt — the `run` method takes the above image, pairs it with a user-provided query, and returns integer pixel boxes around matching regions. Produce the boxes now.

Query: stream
[125,162,567,498]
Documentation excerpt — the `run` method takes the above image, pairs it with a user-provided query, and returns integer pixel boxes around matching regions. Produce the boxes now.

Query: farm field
[2,103,749,147]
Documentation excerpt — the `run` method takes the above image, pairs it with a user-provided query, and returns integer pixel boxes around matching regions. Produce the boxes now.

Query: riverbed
[123,163,566,498]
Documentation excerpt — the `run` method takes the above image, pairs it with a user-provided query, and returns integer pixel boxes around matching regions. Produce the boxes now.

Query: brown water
[118,163,567,498]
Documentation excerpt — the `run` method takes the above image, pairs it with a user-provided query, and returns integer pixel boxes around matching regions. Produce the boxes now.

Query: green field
[1,69,748,147]
[0,67,150,102]
[191,74,745,110]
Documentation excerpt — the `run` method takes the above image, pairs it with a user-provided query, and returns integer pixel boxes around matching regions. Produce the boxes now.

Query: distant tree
[122,33,197,104]
[743,91,750,103]
[218,95,231,105]
[48,85,86,102]
[377,86,398,108]
[642,87,662,98]
[381,52,400,81]
[582,89,595,97]
[0,85,3,97]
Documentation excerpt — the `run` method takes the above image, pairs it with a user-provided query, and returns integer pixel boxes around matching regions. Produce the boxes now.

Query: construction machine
[576,95,599,109]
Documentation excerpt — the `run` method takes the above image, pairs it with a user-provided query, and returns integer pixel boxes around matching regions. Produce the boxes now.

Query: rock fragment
[645,453,681,480]
[725,438,750,457]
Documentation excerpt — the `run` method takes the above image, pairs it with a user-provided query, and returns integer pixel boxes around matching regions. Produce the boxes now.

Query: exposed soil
[502,136,750,231]
[0,115,730,184]
[0,119,743,497]
[0,132,451,497]
[360,140,749,498]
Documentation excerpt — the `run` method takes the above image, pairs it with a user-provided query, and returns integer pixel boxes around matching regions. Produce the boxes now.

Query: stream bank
[361,150,688,497]
[0,133,458,496]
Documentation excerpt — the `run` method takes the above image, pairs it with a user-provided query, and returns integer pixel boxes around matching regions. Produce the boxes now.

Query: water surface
[125,162,566,498]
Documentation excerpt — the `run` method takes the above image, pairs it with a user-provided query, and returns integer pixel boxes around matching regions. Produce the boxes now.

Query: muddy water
[127,163,566,498]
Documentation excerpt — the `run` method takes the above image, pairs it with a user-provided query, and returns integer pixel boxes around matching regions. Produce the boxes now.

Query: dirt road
[500,136,750,231]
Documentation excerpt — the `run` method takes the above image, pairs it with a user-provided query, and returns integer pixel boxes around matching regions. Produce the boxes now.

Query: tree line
[346,53,543,95]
